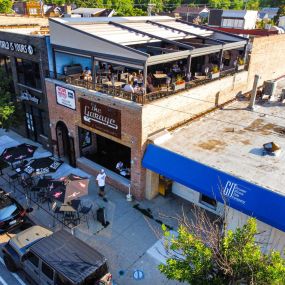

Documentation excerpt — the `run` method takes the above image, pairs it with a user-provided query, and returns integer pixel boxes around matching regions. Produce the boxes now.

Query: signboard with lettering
[55,85,76,110]
[0,40,34,55]
[80,98,121,138]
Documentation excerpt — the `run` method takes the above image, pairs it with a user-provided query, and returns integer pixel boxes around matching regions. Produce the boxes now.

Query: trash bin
[97,207,106,226]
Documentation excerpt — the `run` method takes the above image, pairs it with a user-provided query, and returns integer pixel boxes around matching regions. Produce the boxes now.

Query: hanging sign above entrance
[80,98,121,138]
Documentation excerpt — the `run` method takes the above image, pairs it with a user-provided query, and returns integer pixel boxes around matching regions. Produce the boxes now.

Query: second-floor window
[16,58,42,90]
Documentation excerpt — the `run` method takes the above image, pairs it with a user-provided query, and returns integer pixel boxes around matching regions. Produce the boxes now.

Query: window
[16,58,42,89]
[42,262,54,280]
[200,194,217,210]
[29,8,38,15]
[55,274,72,285]
[0,55,12,76]
[26,252,39,267]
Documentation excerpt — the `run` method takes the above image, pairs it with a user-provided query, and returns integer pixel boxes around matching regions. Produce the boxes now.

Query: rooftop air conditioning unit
[263,80,277,99]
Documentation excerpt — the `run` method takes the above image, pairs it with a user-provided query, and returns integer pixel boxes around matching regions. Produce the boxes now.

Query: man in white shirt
[123,83,134,93]
[96,169,107,200]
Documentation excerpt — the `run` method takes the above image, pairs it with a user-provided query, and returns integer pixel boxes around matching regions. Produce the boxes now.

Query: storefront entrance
[56,121,76,167]
[79,127,131,178]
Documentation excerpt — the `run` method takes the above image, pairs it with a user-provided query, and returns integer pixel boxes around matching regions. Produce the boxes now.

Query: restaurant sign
[80,98,121,138]
[56,85,76,110]
[0,40,34,55]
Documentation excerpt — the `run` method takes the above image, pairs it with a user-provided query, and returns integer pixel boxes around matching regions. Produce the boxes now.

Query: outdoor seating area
[0,138,104,232]
[49,16,248,104]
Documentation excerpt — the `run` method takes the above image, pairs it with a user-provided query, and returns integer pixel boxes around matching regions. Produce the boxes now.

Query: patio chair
[37,190,52,210]
[7,172,19,189]
[78,204,93,229]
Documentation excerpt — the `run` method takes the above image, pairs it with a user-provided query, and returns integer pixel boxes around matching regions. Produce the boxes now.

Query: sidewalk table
[60,204,80,226]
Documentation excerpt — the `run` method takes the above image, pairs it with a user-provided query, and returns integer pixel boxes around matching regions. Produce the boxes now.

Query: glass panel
[42,262,54,280]
[27,252,39,267]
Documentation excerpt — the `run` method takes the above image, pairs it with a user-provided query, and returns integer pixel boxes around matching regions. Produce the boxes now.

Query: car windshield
[0,204,18,220]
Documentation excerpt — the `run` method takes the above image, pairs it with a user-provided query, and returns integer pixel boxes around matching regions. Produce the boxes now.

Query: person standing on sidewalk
[96,169,107,201]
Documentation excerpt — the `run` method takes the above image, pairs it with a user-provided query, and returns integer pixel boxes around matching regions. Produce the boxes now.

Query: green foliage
[0,69,16,130]
[0,0,13,13]
[159,218,285,285]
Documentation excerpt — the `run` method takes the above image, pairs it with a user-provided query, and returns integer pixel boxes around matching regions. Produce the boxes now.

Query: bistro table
[60,204,80,226]
[103,81,125,87]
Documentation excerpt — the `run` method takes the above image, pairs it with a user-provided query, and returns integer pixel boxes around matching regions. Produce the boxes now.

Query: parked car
[2,225,112,285]
[0,189,27,234]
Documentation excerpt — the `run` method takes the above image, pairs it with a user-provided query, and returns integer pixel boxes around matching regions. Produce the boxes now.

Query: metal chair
[78,204,93,228]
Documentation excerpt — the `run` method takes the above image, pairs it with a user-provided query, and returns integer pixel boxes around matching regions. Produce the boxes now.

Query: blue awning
[142,144,285,232]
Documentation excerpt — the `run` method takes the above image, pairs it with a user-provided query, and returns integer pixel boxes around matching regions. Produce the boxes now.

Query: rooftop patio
[48,16,248,104]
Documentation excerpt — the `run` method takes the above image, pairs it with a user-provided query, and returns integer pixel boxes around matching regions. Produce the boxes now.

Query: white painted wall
[244,11,258,29]
[172,182,224,216]
[226,207,285,256]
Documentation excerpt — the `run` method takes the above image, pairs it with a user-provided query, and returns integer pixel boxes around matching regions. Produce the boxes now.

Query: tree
[208,0,231,9]
[159,208,285,285]
[0,69,16,130]
[0,0,13,13]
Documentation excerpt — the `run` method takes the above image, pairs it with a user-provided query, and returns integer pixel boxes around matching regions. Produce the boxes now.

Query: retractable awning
[142,144,285,232]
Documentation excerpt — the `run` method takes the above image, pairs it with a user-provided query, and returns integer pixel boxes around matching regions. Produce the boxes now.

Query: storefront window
[79,128,131,179]
[0,55,12,76]
[79,128,92,148]
[200,194,217,210]
[16,58,41,89]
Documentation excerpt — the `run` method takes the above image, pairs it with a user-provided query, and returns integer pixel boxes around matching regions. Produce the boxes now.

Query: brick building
[45,16,249,199]
[0,17,51,149]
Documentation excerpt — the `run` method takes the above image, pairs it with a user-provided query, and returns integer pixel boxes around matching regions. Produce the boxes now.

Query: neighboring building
[142,97,285,254]
[0,16,51,150]
[173,5,209,22]
[71,8,115,18]
[257,11,269,21]
[209,9,258,29]
[260,7,279,20]
[45,16,248,198]
[13,1,43,16]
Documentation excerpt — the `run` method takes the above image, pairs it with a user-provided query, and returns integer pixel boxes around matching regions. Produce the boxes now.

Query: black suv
[0,190,26,234]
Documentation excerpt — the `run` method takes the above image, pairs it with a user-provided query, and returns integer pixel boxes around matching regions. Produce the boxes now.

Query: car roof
[30,230,107,284]
[9,226,53,255]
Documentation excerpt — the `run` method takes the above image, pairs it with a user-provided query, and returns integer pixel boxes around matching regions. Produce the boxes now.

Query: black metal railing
[46,68,246,105]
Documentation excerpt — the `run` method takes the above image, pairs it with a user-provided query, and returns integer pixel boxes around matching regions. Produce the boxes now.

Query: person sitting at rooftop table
[82,67,92,81]
[123,81,134,93]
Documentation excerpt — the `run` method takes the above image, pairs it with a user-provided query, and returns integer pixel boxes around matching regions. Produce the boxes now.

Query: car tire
[3,254,18,272]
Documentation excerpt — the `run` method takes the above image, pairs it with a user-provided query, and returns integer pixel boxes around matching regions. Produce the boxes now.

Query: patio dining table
[103,81,124,87]
[60,203,80,226]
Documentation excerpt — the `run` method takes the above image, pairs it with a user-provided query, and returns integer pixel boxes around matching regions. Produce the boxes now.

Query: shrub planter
[173,82,185,91]
[209,72,220,79]
[236,64,245,71]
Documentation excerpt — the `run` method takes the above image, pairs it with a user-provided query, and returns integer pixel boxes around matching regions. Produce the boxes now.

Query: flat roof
[0,16,49,35]
[51,16,244,46]
[159,83,285,196]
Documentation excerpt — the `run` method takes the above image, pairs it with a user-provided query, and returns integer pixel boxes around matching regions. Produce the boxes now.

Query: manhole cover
[118,270,125,276]
[133,269,144,280]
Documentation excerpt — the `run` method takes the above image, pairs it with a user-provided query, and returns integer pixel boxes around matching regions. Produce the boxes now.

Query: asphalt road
[0,222,34,285]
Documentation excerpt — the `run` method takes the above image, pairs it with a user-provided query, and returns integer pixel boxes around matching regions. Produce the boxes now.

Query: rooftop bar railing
[46,68,245,105]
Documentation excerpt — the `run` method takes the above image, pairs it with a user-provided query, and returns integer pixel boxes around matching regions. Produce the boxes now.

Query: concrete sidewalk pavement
[0,129,193,285]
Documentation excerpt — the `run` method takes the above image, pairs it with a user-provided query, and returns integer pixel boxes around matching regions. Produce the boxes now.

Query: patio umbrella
[1,143,37,164]
[24,156,63,176]
[48,181,66,203]
[53,174,89,203]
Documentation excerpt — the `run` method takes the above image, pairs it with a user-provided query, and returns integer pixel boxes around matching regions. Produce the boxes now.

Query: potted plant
[236,57,245,71]
[209,65,220,79]
[173,74,186,91]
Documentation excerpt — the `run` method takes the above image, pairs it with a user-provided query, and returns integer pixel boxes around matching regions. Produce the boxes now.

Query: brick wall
[45,79,145,199]
[248,34,285,87]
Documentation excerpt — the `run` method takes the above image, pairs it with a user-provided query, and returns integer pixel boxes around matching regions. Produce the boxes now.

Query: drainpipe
[248,74,260,110]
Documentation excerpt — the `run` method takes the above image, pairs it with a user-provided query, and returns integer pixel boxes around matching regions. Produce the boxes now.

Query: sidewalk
[0,129,192,285]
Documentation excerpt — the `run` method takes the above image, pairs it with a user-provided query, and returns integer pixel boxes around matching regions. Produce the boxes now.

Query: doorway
[56,121,76,167]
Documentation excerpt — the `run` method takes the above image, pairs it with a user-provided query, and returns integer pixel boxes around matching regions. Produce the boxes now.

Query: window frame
[41,261,55,281]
